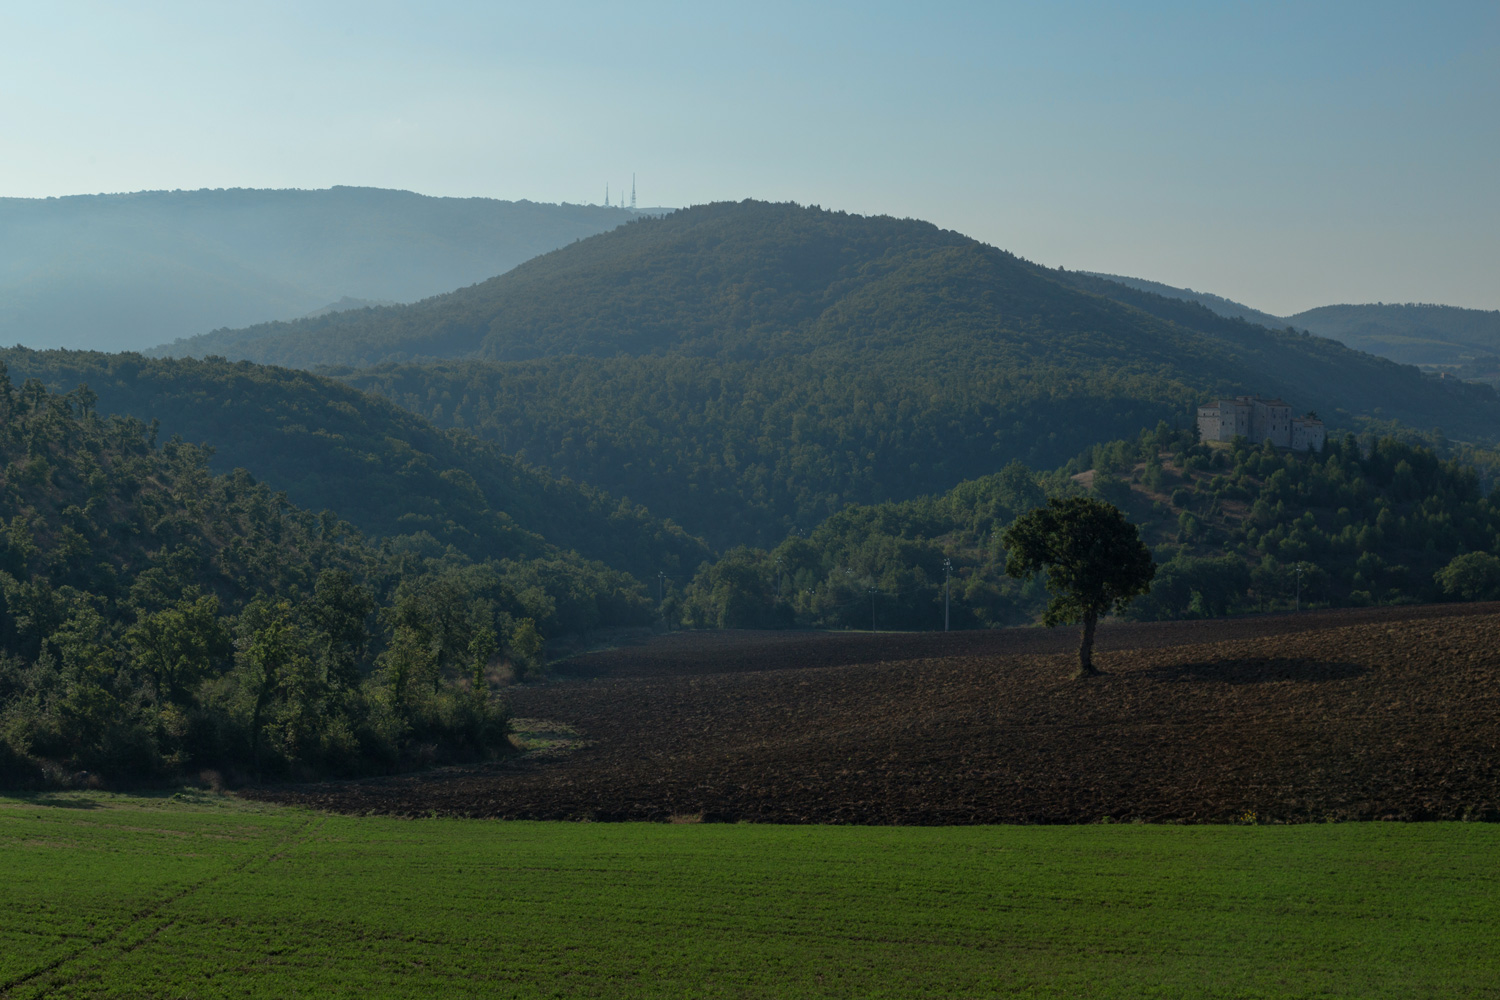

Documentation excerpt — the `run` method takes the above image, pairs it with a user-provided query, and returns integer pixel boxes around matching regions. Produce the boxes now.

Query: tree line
[670,422,1500,630]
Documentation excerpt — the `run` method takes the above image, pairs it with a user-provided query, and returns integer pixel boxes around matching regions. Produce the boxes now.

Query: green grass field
[1,792,1496,999]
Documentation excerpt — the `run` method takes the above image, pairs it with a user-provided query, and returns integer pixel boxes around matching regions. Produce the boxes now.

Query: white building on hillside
[1197,395,1325,452]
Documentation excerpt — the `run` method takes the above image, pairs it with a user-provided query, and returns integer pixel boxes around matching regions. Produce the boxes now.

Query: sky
[2,0,1496,316]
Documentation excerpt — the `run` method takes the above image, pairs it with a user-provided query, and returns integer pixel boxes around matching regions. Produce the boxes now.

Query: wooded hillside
[1,349,709,584]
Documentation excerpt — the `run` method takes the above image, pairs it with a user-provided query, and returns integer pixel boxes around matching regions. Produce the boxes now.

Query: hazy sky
[3,1,1496,315]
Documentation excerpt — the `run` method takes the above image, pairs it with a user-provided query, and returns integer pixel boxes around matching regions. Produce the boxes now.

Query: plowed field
[249,603,1500,824]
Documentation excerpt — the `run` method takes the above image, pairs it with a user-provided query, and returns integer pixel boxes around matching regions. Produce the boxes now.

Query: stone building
[1197,395,1325,452]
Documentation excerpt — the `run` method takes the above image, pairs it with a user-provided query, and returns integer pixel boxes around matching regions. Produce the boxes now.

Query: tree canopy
[1001,497,1155,676]
[0,372,655,786]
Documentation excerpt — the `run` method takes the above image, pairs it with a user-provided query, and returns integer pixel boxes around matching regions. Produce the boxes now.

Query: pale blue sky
[2,1,1496,314]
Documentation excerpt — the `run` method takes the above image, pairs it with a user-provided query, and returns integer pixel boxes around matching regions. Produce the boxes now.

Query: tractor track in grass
[0,815,326,999]
[246,603,1500,825]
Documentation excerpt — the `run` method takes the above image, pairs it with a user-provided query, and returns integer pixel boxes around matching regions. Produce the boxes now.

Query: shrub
[1434,552,1500,601]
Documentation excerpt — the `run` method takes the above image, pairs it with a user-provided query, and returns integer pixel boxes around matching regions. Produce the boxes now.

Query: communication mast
[631,173,636,210]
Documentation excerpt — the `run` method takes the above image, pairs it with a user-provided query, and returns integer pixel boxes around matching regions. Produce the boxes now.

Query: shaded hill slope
[1,187,636,352]
[1082,271,1284,328]
[337,355,1191,549]
[0,349,709,583]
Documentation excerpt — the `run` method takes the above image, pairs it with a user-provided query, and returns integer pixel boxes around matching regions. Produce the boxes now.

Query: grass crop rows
[2,793,1498,998]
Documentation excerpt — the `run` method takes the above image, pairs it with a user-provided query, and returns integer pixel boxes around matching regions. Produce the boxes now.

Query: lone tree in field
[1002,496,1156,677]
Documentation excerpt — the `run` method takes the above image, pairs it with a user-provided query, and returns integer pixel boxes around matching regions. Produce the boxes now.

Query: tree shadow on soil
[1149,657,1365,685]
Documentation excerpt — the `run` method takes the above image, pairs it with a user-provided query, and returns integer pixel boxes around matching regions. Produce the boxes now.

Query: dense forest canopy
[0,374,647,785]
[337,356,1192,549]
[0,187,639,352]
[674,423,1500,633]
[0,348,709,583]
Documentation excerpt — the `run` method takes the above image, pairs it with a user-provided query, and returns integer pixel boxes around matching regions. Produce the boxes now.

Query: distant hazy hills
[152,200,1500,546]
[1284,304,1500,367]
[0,187,637,352]
[1081,273,1286,329]
[1089,272,1500,366]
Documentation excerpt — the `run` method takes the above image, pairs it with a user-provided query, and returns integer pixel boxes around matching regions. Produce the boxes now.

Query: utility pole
[776,557,785,599]
[943,557,952,631]
[1294,564,1304,612]
[870,587,877,633]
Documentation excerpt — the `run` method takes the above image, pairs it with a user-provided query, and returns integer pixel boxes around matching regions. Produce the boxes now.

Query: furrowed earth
[247,604,1500,824]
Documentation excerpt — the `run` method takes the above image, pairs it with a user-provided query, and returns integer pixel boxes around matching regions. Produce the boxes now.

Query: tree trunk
[1076,609,1101,678]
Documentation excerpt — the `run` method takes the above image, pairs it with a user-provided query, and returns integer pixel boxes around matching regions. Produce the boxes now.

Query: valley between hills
[2,195,1499,807]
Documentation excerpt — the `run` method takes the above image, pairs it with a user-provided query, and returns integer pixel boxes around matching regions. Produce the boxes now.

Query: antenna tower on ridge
[605,182,609,207]
[631,173,636,210]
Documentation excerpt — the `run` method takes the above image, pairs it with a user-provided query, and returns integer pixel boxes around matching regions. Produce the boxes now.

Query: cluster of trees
[675,462,1053,631]
[1071,426,1500,617]
[670,419,1500,633]
[0,371,585,786]
[9,363,1500,788]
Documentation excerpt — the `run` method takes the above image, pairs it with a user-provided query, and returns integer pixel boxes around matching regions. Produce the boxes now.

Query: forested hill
[0,349,709,584]
[160,201,1493,432]
[155,199,1494,548]
[157,199,1306,375]
[1,187,636,353]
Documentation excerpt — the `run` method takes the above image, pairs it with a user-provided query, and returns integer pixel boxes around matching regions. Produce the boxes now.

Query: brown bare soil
[247,603,1500,824]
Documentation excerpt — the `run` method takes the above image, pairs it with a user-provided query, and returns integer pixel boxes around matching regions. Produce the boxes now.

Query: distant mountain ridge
[1284,303,1500,366]
[1085,271,1500,366]
[0,186,638,352]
